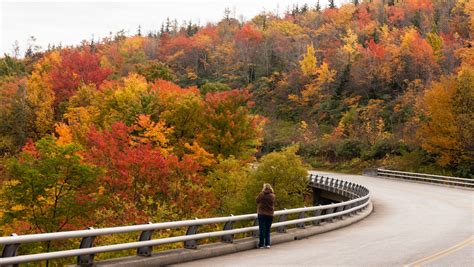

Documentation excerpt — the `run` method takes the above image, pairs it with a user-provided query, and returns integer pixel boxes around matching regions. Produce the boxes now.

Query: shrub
[363,139,398,160]
[336,139,363,160]
[200,82,231,95]
[207,157,251,215]
[242,145,310,213]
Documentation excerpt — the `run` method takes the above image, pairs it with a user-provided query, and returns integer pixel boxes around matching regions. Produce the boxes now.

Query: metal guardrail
[376,168,474,188]
[0,175,370,266]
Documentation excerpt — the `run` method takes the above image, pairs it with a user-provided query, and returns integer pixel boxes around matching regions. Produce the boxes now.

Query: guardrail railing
[376,168,474,188]
[0,175,370,266]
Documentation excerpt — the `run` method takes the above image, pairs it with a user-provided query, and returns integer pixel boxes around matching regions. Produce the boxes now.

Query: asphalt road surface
[176,172,474,266]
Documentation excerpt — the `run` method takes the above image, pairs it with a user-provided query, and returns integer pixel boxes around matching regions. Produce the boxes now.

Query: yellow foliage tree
[26,52,60,136]
[131,114,173,155]
[184,141,216,168]
[417,65,474,173]
[101,73,150,126]
[300,44,319,77]
[294,44,336,104]
[341,29,360,64]
[359,99,391,145]
[54,122,73,146]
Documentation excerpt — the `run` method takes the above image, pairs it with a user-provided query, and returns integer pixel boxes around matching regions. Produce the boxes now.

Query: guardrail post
[355,200,363,213]
[184,218,199,249]
[352,200,359,211]
[325,207,335,223]
[343,203,352,217]
[252,217,259,238]
[335,205,344,220]
[338,180,343,194]
[222,215,234,243]
[345,182,352,198]
[324,176,329,187]
[1,233,20,267]
[137,222,154,257]
[312,209,322,225]
[77,227,96,266]
[296,210,306,229]
[277,209,287,233]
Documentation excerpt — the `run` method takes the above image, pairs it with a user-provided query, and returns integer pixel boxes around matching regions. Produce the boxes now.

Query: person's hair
[262,183,274,193]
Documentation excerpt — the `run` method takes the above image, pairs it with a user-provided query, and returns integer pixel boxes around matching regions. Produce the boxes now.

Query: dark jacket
[256,188,275,216]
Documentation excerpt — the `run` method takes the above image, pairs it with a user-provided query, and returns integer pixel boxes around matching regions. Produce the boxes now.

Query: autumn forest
[0,0,473,262]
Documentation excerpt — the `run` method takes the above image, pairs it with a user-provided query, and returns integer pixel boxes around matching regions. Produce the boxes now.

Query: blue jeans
[258,214,273,247]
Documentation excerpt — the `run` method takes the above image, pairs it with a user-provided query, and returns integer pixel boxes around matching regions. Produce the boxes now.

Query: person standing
[256,183,275,248]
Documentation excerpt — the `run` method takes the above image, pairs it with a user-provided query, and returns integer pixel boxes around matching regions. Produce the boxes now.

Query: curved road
[177,172,474,266]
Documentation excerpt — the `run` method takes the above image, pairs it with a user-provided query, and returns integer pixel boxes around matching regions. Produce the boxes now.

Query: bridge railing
[376,168,473,188]
[0,175,370,266]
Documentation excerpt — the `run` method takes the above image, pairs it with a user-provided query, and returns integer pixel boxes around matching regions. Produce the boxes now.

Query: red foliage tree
[387,6,405,27]
[405,0,433,12]
[86,122,212,223]
[356,5,373,29]
[87,123,167,201]
[366,39,386,59]
[201,89,265,159]
[50,49,111,104]
[160,34,194,60]
[235,24,263,44]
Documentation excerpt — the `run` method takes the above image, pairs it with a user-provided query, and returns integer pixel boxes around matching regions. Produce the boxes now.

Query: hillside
[0,1,472,259]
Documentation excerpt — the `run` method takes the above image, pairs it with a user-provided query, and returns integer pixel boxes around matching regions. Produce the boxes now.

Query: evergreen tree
[301,4,309,13]
[137,25,142,36]
[224,7,231,22]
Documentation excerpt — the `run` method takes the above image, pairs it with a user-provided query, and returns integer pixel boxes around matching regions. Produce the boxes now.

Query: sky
[0,0,336,56]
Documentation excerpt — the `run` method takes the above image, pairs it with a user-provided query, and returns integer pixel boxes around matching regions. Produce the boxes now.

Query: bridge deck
[176,172,473,266]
